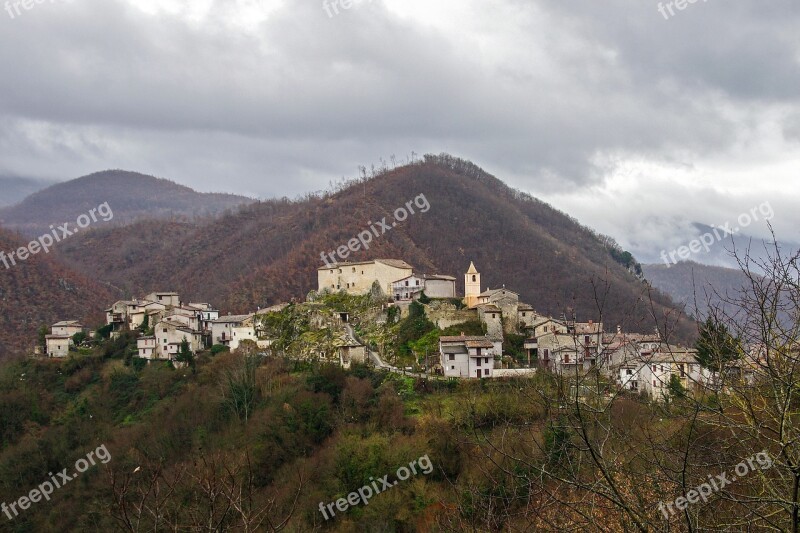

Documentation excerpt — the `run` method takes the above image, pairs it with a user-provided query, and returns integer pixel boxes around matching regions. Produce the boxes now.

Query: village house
[439,335,501,379]
[44,321,85,358]
[211,314,257,351]
[126,299,167,329]
[147,316,204,360]
[392,274,425,301]
[536,320,604,373]
[337,333,368,369]
[144,291,181,307]
[318,259,414,296]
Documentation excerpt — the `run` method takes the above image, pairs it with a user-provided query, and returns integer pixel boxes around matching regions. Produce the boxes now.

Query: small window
[405,281,409,286]
[564,354,570,364]
[352,267,356,273]
[484,369,490,376]
[485,357,488,364]
[416,280,420,286]
[626,369,633,376]
[449,354,454,361]
[492,314,496,319]
[451,365,455,370]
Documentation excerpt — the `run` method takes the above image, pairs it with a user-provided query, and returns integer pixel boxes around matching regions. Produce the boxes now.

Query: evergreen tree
[695,317,742,371]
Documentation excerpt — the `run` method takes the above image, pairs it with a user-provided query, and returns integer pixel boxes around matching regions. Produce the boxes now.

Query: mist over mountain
[0,176,56,208]
[0,170,257,237]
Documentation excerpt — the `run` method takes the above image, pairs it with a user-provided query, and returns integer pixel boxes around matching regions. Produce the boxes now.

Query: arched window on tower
[472,275,476,282]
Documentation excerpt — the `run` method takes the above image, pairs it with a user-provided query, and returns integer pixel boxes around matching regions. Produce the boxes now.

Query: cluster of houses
[37,257,720,401]
[316,258,715,399]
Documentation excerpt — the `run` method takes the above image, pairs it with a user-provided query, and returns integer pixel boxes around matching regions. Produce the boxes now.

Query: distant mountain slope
[642,261,752,320]
[0,176,56,207]
[0,227,116,358]
[0,170,257,236]
[56,155,694,342]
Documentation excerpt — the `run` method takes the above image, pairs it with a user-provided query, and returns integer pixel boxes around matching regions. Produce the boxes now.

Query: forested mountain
[54,155,694,341]
[0,170,256,237]
[642,261,759,321]
[0,227,115,358]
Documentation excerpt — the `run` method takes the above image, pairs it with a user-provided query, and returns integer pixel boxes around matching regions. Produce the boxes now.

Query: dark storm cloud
[0,0,797,259]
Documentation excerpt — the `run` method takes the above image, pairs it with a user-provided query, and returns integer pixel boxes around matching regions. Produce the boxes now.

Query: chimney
[589,320,593,325]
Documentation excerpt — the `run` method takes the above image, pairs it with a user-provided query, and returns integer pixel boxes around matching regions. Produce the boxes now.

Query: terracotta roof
[317,259,413,270]
[52,320,82,327]
[465,340,494,349]
[478,287,519,298]
[375,259,413,269]
[440,335,495,343]
[212,314,253,324]
[425,274,457,281]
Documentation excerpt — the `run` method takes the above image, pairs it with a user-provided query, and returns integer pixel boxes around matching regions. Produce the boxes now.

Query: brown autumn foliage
[0,227,114,358]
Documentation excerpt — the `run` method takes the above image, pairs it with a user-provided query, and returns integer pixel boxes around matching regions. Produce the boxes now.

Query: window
[492,314,496,319]
[472,275,476,282]
[416,280,420,286]
[476,358,481,367]
[477,369,481,377]
[564,354,570,363]
[449,354,454,361]
[679,364,685,377]
[544,349,550,360]
[405,280,409,286]
[653,380,657,387]
[352,267,356,273]
[626,369,633,376]
[451,365,455,370]
[485,369,490,376]
[584,335,590,344]
[485,357,489,364]
[163,328,167,333]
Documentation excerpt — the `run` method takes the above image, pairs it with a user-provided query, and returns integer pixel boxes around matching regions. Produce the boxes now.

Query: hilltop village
[39,259,713,401]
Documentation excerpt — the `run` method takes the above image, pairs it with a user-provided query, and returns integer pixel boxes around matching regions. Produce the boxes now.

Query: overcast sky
[0,0,798,264]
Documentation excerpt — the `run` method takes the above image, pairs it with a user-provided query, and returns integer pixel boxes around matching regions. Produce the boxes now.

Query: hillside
[0,228,116,358]
[55,155,694,341]
[643,261,755,320]
[0,170,256,236]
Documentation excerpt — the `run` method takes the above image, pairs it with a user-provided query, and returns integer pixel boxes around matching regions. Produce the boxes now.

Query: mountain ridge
[0,170,257,236]
[51,155,695,341]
